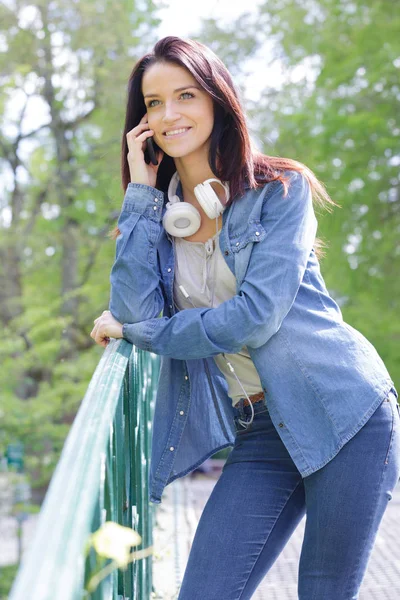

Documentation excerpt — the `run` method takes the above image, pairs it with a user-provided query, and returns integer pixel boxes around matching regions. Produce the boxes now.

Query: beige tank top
[172,231,264,406]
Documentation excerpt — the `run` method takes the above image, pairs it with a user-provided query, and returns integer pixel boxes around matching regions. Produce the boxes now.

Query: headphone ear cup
[162,202,202,237]
[165,170,202,237]
[194,179,229,219]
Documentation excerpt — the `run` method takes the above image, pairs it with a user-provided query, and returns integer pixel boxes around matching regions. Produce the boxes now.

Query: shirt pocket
[230,220,267,252]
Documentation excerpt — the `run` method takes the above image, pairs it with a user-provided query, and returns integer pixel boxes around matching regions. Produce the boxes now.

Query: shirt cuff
[121,183,165,222]
[122,320,158,351]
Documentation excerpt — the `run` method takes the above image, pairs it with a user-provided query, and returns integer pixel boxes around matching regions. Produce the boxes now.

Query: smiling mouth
[163,127,192,139]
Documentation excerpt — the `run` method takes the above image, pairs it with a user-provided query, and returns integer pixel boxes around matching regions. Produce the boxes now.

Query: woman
[90,36,400,599]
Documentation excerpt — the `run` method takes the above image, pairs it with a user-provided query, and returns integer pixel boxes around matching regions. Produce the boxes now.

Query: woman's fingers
[93,310,109,326]
[90,321,100,340]
[90,320,109,347]
[91,311,122,347]
[126,121,151,150]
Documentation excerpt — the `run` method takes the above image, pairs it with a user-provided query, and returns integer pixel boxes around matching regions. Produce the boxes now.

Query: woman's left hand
[91,310,123,347]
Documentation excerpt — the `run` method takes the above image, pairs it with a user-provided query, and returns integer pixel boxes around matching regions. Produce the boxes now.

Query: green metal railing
[8,339,160,600]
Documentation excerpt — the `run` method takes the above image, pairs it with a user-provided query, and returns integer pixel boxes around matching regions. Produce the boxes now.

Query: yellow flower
[89,521,142,568]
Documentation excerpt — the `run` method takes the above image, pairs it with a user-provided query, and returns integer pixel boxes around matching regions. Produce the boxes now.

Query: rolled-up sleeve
[122,171,318,359]
[109,183,165,325]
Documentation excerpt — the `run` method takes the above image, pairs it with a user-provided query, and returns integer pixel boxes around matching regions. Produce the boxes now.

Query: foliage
[0,564,19,599]
[0,0,163,493]
[199,0,400,380]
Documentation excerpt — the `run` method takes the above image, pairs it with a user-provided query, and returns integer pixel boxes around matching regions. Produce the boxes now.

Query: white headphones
[162,170,230,237]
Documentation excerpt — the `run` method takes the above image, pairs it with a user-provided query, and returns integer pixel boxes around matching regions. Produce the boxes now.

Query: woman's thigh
[299,389,400,600]
[178,406,306,600]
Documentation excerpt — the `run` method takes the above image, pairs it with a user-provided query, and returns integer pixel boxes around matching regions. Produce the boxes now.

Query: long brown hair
[112,36,340,260]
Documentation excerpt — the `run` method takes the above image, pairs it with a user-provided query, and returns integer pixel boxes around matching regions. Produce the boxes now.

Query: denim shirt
[109,170,397,504]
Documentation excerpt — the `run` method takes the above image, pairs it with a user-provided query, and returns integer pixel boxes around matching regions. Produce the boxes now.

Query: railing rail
[9,339,159,600]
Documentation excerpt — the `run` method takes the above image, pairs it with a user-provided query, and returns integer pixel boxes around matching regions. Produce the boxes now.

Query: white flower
[89,521,142,568]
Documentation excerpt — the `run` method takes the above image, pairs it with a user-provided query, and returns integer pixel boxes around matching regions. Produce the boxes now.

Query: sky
[156,0,264,36]
[154,0,281,102]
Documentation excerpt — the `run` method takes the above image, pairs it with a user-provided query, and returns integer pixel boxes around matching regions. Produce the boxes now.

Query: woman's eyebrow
[143,85,201,99]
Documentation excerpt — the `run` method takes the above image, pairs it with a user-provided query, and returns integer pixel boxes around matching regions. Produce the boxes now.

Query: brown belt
[242,391,265,407]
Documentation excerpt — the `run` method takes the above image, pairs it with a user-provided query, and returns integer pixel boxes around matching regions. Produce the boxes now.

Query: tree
[0,0,163,494]
[198,0,400,379]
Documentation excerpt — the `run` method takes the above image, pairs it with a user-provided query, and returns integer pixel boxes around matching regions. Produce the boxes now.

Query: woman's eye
[147,91,194,108]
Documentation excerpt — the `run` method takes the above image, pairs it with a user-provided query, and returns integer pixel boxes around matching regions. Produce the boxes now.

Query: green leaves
[0,0,164,495]
[196,0,400,381]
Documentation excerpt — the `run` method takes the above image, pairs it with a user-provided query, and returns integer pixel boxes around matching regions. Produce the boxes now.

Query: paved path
[152,469,400,600]
[2,470,399,599]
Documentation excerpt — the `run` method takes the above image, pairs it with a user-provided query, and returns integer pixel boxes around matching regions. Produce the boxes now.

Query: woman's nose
[162,102,181,121]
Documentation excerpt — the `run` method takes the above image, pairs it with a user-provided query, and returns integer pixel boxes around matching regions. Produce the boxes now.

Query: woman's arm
[108,183,165,324]
[122,171,318,359]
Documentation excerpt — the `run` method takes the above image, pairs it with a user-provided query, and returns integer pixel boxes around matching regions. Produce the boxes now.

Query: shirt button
[153,206,157,211]
[184,375,188,380]
[235,242,240,246]
[278,422,284,428]
[180,410,184,415]
[255,231,260,236]
[170,446,174,451]
[167,268,171,272]
[154,197,158,202]
[169,305,173,309]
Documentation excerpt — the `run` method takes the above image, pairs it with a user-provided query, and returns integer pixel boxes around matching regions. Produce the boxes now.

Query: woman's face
[141,62,215,160]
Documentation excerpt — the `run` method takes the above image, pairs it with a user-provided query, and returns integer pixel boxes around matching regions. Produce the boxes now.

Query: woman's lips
[163,127,192,139]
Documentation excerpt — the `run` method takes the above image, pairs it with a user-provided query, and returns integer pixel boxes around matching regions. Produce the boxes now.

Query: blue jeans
[178,387,400,599]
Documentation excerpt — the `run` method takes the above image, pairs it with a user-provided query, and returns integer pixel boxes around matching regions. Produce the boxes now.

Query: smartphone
[144,135,159,166]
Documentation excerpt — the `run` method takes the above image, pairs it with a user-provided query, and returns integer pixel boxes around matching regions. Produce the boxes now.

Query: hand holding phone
[126,114,164,188]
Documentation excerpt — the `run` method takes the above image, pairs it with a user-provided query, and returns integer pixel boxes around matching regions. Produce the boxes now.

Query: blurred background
[0,0,399,598]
